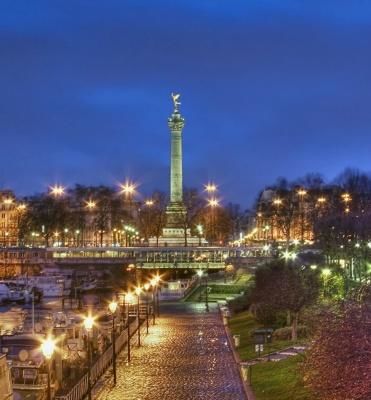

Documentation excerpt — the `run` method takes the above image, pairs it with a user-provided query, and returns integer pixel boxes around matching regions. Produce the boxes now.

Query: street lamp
[108,300,118,386]
[50,185,65,197]
[135,286,142,346]
[204,183,217,194]
[83,315,94,400]
[85,199,96,210]
[207,198,219,245]
[41,336,56,400]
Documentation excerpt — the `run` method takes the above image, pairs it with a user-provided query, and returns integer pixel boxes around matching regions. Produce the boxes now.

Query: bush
[273,325,308,341]
[228,294,251,313]
[209,284,246,294]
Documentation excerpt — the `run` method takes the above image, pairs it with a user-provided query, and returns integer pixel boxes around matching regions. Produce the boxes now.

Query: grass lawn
[252,356,313,400]
[185,284,246,302]
[228,311,305,360]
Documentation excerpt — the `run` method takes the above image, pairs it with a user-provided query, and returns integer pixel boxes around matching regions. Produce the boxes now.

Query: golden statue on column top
[171,92,181,112]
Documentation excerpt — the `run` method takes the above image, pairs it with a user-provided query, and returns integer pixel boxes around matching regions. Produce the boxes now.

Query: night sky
[1,1,371,207]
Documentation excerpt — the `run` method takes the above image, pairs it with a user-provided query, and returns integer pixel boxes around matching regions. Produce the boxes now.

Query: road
[96,302,246,400]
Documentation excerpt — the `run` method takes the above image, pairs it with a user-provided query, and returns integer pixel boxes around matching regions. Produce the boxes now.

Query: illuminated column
[168,105,185,203]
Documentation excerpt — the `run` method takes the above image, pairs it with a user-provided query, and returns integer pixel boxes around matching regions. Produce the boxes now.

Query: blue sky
[0,0,370,206]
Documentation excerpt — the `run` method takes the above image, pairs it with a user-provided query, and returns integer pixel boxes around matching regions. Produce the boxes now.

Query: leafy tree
[252,260,320,340]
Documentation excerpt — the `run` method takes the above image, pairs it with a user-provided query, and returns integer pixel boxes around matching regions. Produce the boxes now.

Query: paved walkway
[96,303,246,400]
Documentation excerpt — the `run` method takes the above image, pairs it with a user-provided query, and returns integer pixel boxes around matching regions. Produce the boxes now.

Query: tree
[180,188,204,246]
[137,191,167,245]
[20,193,69,246]
[304,287,371,400]
[252,260,320,340]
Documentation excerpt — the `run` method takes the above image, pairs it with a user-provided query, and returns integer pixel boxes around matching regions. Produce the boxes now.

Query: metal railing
[55,317,145,400]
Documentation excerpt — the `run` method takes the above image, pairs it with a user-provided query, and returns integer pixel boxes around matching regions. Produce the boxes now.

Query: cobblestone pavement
[96,303,246,400]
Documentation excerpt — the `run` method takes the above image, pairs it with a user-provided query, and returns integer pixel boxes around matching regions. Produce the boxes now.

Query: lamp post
[196,224,203,246]
[135,287,142,347]
[150,278,156,325]
[83,315,94,400]
[126,292,134,362]
[197,270,203,302]
[155,275,161,317]
[143,283,150,334]
[108,300,118,386]
[41,336,56,400]
[205,262,209,312]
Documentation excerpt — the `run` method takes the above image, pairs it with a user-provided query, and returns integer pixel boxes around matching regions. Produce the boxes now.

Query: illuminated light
[345,207,350,213]
[341,193,351,203]
[54,232,59,237]
[317,197,326,204]
[150,278,156,286]
[291,252,297,260]
[143,283,150,291]
[83,315,94,331]
[207,198,220,207]
[145,199,154,206]
[282,250,291,260]
[204,183,217,193]
[50,185,65,197]
[196,224,203,234]
[292,239,300,246]
[64,228,68,233]
[367,242,371,249]
[263,244,270,252]
[155,275,161,284]
[197,270,203,277]
[310,264,317,270]
[85,200,96,210]
[257,212,262,217]
[355,243,360,248]
[3,198,14,205]
[108,300,118,314]
[41,336,56,360]
[126,292,134,304]
[119,180,137,196]
[273,198,282,206]
[75,230,80,234]
[297,189,307,196]
[17,203,27,211]
[321,268,331,277]
[135,286,142,296]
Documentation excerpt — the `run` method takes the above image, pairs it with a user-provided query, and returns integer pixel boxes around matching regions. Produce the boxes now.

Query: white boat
[10,276,69,297]
[0,282,26,304]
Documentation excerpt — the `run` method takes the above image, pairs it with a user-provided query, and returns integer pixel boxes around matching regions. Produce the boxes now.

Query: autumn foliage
[304,288,371,400]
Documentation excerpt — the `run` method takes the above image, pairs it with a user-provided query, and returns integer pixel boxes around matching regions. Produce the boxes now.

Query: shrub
[228,294,251,313]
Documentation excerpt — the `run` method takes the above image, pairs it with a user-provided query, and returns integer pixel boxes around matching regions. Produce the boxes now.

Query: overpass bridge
[47,246,272,269]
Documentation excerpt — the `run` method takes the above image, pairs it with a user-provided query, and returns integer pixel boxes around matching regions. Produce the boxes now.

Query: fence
[55,316,146,400]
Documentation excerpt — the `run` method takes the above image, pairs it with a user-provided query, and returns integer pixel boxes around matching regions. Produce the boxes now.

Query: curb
[219,307,256,400]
